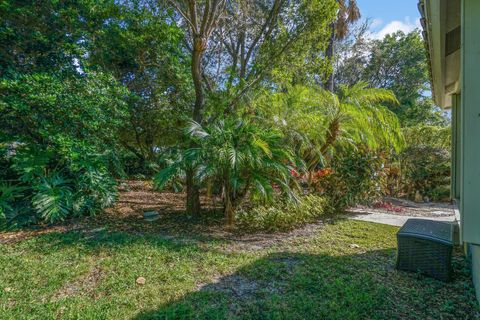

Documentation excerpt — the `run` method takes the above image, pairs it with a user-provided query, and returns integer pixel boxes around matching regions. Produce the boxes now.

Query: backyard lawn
[2,1,479,319]
[1,212,478,319]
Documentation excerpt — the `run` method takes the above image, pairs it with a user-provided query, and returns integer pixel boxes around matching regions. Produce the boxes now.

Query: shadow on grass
[131,249,478,320]
[4,219,478,320]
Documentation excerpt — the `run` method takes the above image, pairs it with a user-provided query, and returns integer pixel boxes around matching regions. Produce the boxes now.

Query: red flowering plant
[290,168,300,178]
[373,201,403,212]
[307,167,334,192]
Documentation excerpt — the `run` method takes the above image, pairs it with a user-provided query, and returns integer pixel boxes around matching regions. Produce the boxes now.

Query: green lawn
[1,218,478,319]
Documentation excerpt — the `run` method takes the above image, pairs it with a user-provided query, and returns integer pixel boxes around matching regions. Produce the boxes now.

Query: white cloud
[370,18,383,30]
[370,16,421,40]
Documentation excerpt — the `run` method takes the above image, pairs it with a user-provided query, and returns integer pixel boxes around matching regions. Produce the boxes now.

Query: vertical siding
[460,0,480,245]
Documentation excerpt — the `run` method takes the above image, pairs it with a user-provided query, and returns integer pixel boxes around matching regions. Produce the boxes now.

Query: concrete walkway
[348,212,457,227]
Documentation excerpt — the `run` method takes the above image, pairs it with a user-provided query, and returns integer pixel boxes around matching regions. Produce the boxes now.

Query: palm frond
[252,137,272,158]
[185,120,209,139]
[153,165,181,190]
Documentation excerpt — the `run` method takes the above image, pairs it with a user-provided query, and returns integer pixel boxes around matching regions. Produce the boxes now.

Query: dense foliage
[335,25,451,201]
[0,72,127,227]
[0,0,450,229]
[319,148,385,210]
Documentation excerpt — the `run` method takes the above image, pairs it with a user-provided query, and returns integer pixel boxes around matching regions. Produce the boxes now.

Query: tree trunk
[192,35,206,122]
[186,167,201,215]
[320,116,340,155]
[223,172,235,227]
[186,35,208,215]
[325,24,335,92]
[224,191,234,227]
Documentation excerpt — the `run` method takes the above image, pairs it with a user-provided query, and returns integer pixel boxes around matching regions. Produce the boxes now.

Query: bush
[0,144,119,229]
[400,145,450,201]
[236,195,330,232]
[0,72,126,229]
[318,148,385,210]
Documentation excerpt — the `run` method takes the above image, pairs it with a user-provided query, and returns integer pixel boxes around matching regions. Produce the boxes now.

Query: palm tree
[321,82,404,153]
[326,0,361,91]
[154,117,298,227]
[255,82,403,177]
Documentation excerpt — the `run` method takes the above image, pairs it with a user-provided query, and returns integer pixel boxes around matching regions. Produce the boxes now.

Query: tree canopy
[0,1,450,228]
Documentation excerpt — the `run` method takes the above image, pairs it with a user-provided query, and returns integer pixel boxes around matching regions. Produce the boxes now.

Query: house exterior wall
[461,0,480,304]
[460,0,480,246]
[421,0,480,304]
[469,244,480,304]
[451,94,461,200]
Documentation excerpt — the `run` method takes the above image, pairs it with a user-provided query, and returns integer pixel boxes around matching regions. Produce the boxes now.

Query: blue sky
[356,0,421,39]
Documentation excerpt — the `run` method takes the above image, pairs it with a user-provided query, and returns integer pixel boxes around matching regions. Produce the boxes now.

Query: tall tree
[86,0,192,173]
[168,0,337,215]
[325,0,360,91]
[363,31,440,125]
[169,0,227,214]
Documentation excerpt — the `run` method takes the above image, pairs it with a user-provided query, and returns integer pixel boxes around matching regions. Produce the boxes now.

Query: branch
[187,0,199,33]
[243,0,284,72]
[226,23,309,113]
[169,0,196,31]
[206,0,226,38]
[199,0,211,35]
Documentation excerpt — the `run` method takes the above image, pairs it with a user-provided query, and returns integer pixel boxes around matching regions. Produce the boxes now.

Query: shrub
[0,144,119,229]
[400,145,450,201]
[0,72,126,229]
[236,195,330,232]
[318,148,385,211]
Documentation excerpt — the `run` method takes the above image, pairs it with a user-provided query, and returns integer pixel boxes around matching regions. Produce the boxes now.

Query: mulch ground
[0,180,327,251]
[0,181,455,247]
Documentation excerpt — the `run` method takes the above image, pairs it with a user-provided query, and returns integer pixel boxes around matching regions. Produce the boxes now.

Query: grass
[0,217,478,319]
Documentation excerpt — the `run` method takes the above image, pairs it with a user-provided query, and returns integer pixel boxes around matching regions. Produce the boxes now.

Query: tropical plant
[237,195,330,232]
[0,140,121,228]
[256,83,403,175]
[32,173,73,223]
[155,117,299,226]
[0,183,24,218]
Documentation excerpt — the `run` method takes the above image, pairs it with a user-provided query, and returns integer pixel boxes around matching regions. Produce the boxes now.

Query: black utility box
[396,218,454,281]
